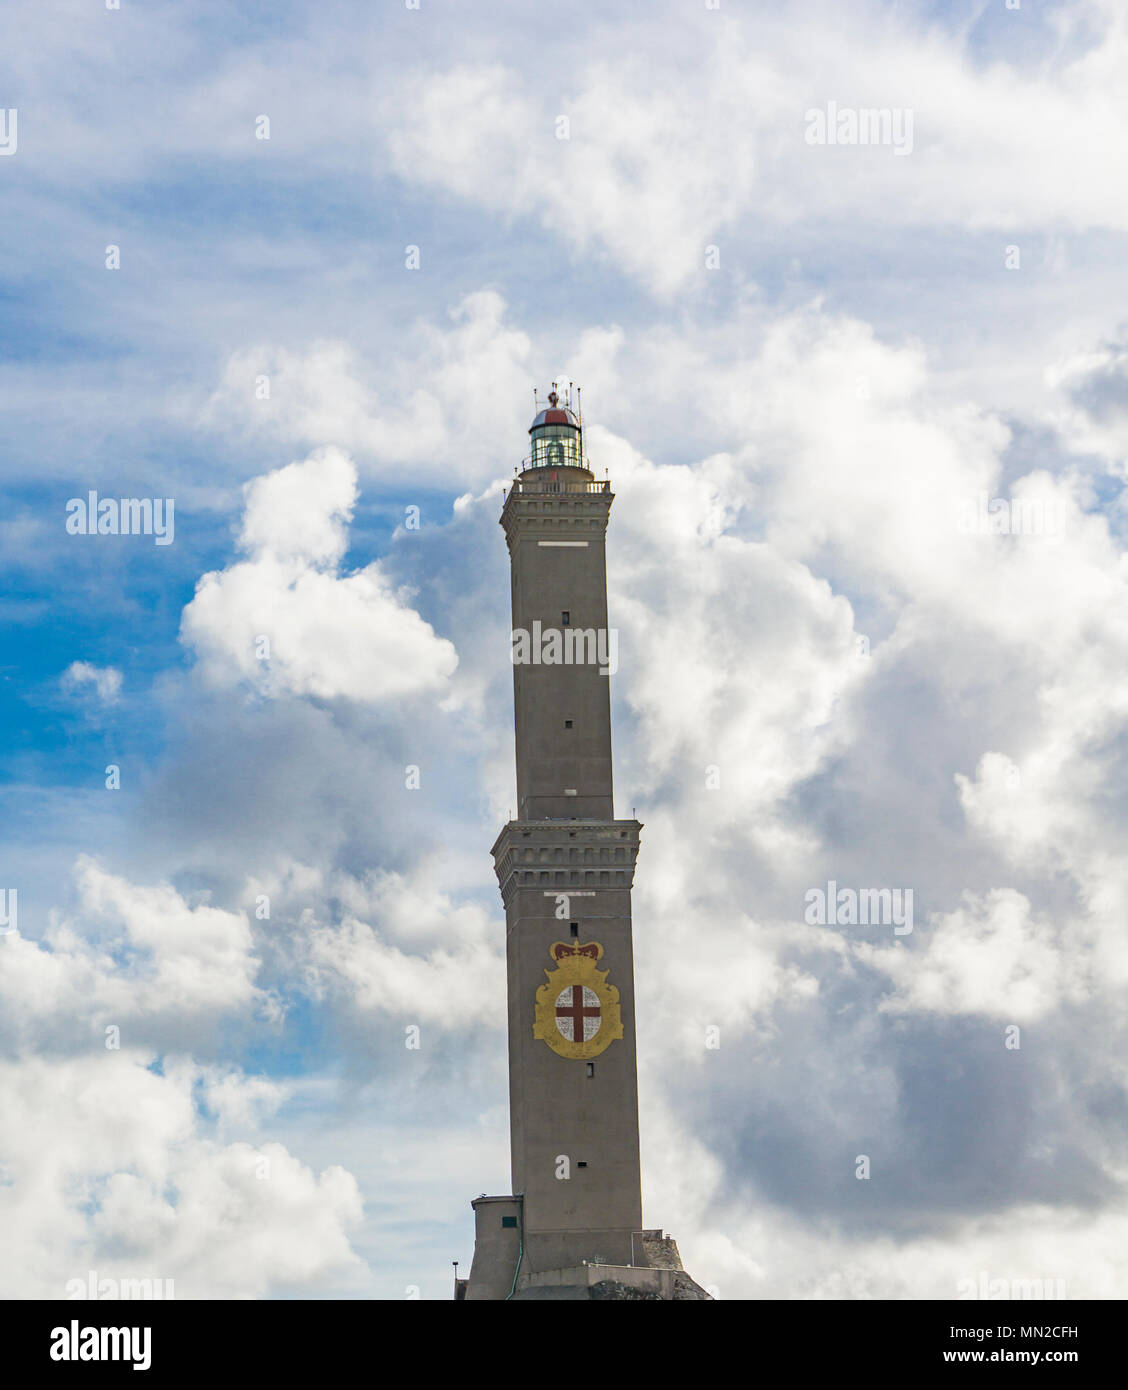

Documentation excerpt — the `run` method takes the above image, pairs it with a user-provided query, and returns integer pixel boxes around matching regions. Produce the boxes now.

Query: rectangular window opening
[561,610,570,626]
[501,1216,517,1228]
[577,1161,587,1169]
[586,1062,594,1078]
[564,719,573,729]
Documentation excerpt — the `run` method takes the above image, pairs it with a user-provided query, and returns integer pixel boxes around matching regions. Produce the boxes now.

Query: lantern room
[527,384,585,471]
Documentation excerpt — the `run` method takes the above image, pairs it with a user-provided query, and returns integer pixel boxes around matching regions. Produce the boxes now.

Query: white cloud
[1047,342,1128,476]
[857,889,1083,1022]
[0,1053,363,1299]
[381,6,1128,295]
[61,662,122,705]
[302,870,504,1030]
[0,858,365,1297]
[0,856,272,1048]
[202,292,537,485]
[180,448,459,701]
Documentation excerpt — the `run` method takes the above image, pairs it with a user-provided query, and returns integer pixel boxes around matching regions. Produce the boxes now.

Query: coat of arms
[533,941,623,1060]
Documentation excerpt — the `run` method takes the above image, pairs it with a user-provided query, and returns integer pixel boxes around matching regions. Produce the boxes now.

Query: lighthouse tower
[459,386,709,1301]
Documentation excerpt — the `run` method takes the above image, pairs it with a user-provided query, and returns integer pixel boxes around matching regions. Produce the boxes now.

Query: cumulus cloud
[1047,341,1128,475]
[180,448,458,700]
[857,889,1084,1022]
[0,854,366,1298]
[0,856,272,1052]
[61,662,122,704]
[202,293,536,485]
[302,869,504,1030]
[0,1053,363,1299]
[381,4,1128,295]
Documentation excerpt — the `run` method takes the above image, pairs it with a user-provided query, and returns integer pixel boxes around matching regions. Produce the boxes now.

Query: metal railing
[507,473,610,496]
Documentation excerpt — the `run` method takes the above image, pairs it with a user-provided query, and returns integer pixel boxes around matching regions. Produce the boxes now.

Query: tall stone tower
[459,385,709,1302]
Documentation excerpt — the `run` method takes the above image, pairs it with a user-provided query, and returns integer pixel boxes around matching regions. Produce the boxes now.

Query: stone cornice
[500,490,614,552]
[492,819,643,905]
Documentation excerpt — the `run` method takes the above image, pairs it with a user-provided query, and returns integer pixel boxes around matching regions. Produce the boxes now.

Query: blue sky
[1,0,1127,1299]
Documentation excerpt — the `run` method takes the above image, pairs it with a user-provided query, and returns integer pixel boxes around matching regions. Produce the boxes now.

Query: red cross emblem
[534,939,623,1059]
[555,984,600,1043]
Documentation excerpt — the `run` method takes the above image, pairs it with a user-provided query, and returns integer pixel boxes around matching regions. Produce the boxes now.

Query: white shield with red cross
[554,984,601,1043]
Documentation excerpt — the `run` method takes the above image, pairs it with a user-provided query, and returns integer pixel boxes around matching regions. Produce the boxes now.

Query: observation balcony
[508,463,610,497]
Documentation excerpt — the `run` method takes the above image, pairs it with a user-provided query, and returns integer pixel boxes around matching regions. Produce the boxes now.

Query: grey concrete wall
[464,1196,523,1301]
[503,468,615,822]
[494,830,644,1270]
[514,1255,713,1301]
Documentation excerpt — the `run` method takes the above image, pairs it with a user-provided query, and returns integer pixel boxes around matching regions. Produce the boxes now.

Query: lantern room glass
[530,424,583,469]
